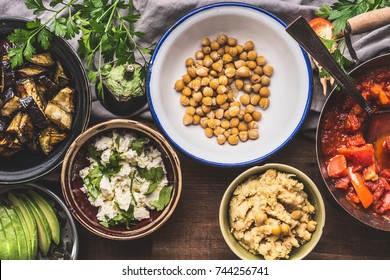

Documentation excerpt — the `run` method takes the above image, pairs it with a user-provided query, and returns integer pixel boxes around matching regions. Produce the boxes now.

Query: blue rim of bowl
[147,2,313,167]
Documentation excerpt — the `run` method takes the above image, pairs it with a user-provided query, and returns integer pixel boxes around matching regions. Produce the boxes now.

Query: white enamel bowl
[147,3,312,167]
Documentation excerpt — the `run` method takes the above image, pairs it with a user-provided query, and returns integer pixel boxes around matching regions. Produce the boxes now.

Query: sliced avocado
[27,190,60,245]
[3,206,28,260]
[12,203,32,259]
[0,205,19,259]
[8,192,38,259]
[20,194,51,256]
[0,218,9,260]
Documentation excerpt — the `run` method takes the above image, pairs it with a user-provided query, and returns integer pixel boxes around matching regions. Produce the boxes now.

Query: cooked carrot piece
[338,144,375,166]
[347,167,373,209]
[327,155,348,178]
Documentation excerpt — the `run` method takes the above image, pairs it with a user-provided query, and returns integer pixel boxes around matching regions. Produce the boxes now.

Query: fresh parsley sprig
[7,0,154,98]
[316,0,390,36]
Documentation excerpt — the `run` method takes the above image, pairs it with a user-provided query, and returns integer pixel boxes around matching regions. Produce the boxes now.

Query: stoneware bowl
[147,3,312,167]
[0,17,91,184]
[219,163,325,260]
[0,183,79,260]
[61,119,182,240]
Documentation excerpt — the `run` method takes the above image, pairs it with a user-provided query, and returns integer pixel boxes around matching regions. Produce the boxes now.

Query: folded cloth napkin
[1,0,389,138]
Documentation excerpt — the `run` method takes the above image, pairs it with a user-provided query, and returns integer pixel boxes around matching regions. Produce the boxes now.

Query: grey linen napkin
[1,0,389,135]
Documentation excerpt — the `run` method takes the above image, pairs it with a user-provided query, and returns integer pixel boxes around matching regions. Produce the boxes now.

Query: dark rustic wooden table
[46,129,390,260]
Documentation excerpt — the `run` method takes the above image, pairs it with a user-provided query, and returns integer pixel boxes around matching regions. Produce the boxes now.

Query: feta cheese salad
[79,131,173,229]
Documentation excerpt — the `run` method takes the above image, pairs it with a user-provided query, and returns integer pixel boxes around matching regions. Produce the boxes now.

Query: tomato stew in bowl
[317,53,390,231]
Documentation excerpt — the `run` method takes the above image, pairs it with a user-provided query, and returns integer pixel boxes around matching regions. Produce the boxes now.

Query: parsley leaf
[151,185,173,211]
[131,138,144,156]
[37,29,52,50]
[138,167,164,182]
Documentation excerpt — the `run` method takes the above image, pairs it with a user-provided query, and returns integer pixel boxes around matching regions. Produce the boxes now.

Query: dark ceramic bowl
[0,17,91,184]
[316,53,390,231]
[61,119,182,240]
[0,183,79,259]
[96,81,147,117]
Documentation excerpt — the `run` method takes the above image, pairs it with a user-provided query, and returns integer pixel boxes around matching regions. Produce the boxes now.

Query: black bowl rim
[0,17,91,185]
[315,53,390,231]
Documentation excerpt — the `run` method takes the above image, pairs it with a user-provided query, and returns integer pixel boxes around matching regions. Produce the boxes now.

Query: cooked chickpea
[230,117,239,127]
[228,135,239,145]
[202,46,211,55]
[253,65,263,75]
[230,127,239,136]
[217,48,225,56]
[240,94,250,105]
[209,78,219,89]
[236,66,251,78]
[201,37,210,46]
[185,106,196,116]
[247,50,257,61]
[281,224,290,235]
[180,95,190,106]
[226,92,234,102]
[234,60,246,69]
[218,75,228,86]
[189,98,198,107]
[210,40,220,51]
[248,121,258,130]
[215,108,224,119]
[201,105,211,114]
[225,67,236,78]
[195,50,204,60]
[243,113,253,123]
[238,131,248,142]
[223,130,231,139]
[228,106,240,117]
[307,221,317,232]
[291,210,302,220]
[250,94,260,106]
[217,134,226,145]
[252,111,262,121]
[206,111,215,119]
[212,61,223,72]
[182,74,191,84]
[183,114,193,125]
[175,79,185,91]
[210,51,220,61]
[263,65,274,77]
[221,119,230,129]
[185,57,195,67]
[239,51,248,61]
[228,47,238,58]
[217,33,228,45]
[216,85,227,95]
[214,126,225,136]
[245,104,255,114]
[259,87,270,97]
[187,66,197,78]
[252,83,262,93]
[216,94,227,105]
[259,97,270,109]
[256,55,267,66]
[271,225,282,236]
[250,74,261,84]
[246,60,257,70]
[243,83,252,94]
[200,117,208,128]
[181,87,192,97]
[236,44,244,54]
[202,56,213,68]
[248,129,259,140]
[255,212,267,226]
[222,53,233,63]
[202,86,213,97]
[192,115,200,125]
[220,102,229,111]
[227,37,237,47]
[192,91,203,103]
[235,79,244,90]
[205,127,213,138]
[244,40,254,51]
[195,106,204,116]
[238,122,248,131]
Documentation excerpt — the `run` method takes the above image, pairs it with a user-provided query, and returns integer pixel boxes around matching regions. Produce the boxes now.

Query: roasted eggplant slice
[6,112,33,143]
[29,52,55,67]
[51,87,75,113]
[0,39,14,56]
[54,61,70,88]
[38,126,66,155]
[2,87,15,102]
[1,96,21,117]
[44,102,72,130]
[0,135,22,157]
[17,66,47,78]
[20,96,48,131]
[38,75,58,99]
[0,117,9,138]
[18,78,46,111]
[1,56,16,94]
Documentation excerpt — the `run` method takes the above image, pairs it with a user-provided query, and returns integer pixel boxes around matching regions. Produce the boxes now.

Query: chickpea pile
[174,34,273,145]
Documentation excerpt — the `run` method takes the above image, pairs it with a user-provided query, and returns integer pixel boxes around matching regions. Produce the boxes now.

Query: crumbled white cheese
[134,207,150,221]
[94,136,113,151]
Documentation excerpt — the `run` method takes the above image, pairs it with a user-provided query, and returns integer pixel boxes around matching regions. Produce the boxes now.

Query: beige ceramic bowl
[219,163,325,260]
[61,119,182,240]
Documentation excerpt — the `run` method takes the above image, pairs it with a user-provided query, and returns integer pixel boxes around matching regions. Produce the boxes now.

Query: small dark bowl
[316,53,390,231]
[96,81,147,117]
[61,119,182,240]
[0,17,91,184]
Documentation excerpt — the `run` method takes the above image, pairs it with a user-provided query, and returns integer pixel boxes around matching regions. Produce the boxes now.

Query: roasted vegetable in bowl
[0,38,75,157]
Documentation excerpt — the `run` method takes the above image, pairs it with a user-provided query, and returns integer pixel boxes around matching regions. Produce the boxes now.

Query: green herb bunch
[315,0,390,81]
[7,0,154,97]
